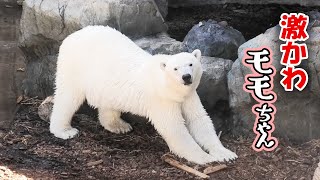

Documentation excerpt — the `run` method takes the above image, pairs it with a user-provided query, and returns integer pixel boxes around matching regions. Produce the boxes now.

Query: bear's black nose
[182,74,192,85]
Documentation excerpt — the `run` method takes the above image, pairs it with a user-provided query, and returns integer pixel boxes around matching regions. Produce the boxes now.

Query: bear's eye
[189,64,193,67]
[174,68,178,71]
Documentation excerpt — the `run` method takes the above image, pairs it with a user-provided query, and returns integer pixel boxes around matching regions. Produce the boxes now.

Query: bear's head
[159,49,203,95]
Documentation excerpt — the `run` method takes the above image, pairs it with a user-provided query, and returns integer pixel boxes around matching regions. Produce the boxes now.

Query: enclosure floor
[1,100,319,179]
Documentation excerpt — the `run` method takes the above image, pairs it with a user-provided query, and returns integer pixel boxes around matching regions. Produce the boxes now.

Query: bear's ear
[160,62,166,71]
[192,49,201,60]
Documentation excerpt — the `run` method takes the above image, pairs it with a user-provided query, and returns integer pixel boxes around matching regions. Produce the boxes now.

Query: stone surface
[169,0,320,7]
[134,33,185,55]
[17,0,23,6]
[227,12,320,142]
[198,56,234,131]
[0,1,25,131]
[154,0,168,18]
[38,96,53,122]
[0,42,18,130]
[23,55,57,97]
[199,56,233,111]
[183,20,245,61]
[19,0,168,98]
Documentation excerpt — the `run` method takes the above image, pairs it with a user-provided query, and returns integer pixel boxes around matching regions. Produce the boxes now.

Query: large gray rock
[169,0,320,7]
[183,20,245,61]
[228,13,320,142]
[154,0,168,18]
[19,0,168,98]
[22,55,57,97]
[199,56,233,111]
[199,57,234,131]
[134,33,185,55]
[38,96,54,122]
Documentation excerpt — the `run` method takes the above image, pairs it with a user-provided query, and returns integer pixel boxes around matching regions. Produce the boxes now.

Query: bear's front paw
[186,152,218,165]
[209,147,238,162]
[51,127,79,140]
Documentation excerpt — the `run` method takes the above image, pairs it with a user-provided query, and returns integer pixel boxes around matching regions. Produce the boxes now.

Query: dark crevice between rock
[166,3,320,41]
[209,100,234,134]
[58,2,67,35]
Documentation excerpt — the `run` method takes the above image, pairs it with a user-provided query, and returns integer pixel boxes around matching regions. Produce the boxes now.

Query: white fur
[50,26,237,164]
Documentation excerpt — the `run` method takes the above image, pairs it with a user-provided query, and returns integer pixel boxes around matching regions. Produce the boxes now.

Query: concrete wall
[0,1,25,131]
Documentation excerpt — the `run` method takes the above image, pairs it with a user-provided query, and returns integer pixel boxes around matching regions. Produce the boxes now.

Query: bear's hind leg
[99,109,132,134]
[50,90,85,139]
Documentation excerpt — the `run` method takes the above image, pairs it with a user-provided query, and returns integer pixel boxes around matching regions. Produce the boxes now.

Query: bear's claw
[209,147,238,162]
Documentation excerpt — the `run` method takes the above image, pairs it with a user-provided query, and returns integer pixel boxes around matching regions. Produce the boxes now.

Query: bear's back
[55,26,155,110]
[58,26,150,66]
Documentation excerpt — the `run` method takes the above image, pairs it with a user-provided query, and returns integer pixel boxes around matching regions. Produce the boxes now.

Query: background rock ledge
[19,0,168,97]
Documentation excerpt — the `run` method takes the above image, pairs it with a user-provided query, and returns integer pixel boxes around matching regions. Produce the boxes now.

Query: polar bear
[50,26,237,164]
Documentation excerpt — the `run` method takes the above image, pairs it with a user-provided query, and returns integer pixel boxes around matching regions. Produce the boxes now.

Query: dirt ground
[1,2,320,180]
[1,98,319,180]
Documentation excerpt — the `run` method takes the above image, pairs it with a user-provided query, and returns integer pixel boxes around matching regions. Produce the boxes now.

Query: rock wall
[0,1,25,132]
[183,20,245,61]
[19,0,168,97]
[228,12,320,142]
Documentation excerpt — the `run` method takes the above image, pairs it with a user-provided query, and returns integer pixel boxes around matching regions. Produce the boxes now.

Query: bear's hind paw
[102,119,133,134]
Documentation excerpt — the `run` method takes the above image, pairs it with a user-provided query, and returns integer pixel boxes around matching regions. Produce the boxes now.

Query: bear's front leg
[50,89,85,140]
[150,102,216,164]
[182,92,238,162]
